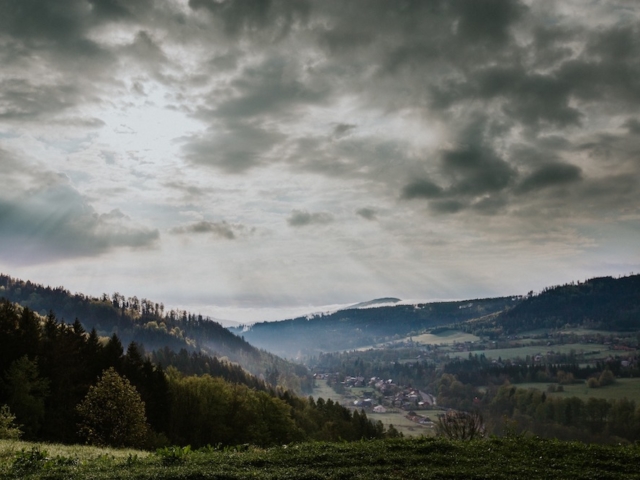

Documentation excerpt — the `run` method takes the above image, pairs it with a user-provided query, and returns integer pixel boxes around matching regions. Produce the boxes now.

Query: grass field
[448,343,608,361]
[411,330,480,345]
[2,437,640,479]
[515,378,640,403]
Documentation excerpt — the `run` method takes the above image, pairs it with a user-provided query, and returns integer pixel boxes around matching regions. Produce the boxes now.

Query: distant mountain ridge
[345,297,402,309]
[230,296,519,357]
[467,274,640,336]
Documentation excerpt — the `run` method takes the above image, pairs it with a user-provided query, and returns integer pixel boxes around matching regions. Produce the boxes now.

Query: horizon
[3,270,635,327]
[1,1,639,319]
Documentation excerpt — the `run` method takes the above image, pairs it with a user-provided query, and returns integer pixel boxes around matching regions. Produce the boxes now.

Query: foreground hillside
[1,437,639,479]
[232,297,517,357]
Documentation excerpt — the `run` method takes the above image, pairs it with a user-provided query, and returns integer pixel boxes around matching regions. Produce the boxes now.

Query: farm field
[411,330,480,345]
[448,343,608,361]
[355,330,481,351]
[514,378,640,403]
[2,437,640,479]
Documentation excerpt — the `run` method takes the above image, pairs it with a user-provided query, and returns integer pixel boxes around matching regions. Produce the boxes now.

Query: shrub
[435,410,485,441]
[156,445,191,466]
[0,404,22,439]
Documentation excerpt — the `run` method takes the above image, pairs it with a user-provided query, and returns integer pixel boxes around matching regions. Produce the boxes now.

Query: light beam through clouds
[0,0,639,323]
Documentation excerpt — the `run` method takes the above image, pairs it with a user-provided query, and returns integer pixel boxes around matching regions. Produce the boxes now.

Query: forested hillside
[466,274,640,336]
[232,297,518,357]
[0,300,389,448]
[0,274,311,392]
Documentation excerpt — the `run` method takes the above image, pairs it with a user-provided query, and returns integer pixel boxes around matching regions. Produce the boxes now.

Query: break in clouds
[0,0,639,309]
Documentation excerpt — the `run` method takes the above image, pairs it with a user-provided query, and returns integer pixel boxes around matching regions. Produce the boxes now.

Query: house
[373,405,387,414]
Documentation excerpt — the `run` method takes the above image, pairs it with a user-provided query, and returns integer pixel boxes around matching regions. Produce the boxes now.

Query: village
[314,373,440,429]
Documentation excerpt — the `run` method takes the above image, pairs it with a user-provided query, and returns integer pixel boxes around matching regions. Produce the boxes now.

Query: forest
[466,275,640,335]
[0,300,389,449]
[0,274,312,393]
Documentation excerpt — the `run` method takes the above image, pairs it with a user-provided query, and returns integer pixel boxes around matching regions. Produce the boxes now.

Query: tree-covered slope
[468,274,640,335]
[0,274,311,392]
[232,297,519,357]
[0,301,386,447]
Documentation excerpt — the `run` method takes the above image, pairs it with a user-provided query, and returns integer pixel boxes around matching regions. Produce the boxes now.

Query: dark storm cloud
[356,207,377,221]
[332,123,356,139]
[0,79,82,121]
[188,0,310,39]
[442,144,516,196]
[516,162,582,194]
[183,122,285,173]
[2,0,639,233]
[170,220,244,239]
[215,57,329,119]
[401,179,443,200]
[450,0,526,45]
[287,210,333,227]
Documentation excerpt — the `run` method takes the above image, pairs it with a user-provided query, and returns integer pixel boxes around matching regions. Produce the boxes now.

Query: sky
[1,0,639,324]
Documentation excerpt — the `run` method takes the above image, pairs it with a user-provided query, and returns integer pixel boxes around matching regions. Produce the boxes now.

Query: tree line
[435,373,640,444]
[0,274,313,393]
[0,300,389,448]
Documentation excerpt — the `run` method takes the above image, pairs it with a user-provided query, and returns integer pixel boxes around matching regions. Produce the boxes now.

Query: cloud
[287,209,333,227]
[183,121,285,173]
[0,149,158,263]
[0,187,159,263]
[356,207,377,220]
[170,220,247,239]
[188,0,310,39]
[401,179,443,200]
[516,162,582,194]
[332,123,356,139]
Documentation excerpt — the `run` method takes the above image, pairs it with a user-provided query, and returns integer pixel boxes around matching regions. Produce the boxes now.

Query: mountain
[345,297,402,309]
[465,274,640,336]
[0,274,312,392]
[230,297,519,358]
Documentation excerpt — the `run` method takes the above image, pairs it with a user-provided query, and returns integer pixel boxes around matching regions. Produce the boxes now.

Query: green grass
[1,437,639,479]
[448,343,608,361]
[370,411,435,437]
[411,330,481,345]
[515,378,640,403]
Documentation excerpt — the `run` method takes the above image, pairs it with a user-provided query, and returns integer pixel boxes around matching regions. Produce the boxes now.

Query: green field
[411,330,480,345]
[448,343,609,361]
[515,378,640,403]
[2,437,640,479]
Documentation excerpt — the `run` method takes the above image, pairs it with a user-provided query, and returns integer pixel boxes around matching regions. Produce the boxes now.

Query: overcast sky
[1,0,639,323]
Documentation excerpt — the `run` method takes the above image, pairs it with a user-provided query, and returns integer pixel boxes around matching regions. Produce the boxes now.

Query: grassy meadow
[411,330,481,345]
[2,437,640,479]
[515,378,640,403]
[448,343,608,361]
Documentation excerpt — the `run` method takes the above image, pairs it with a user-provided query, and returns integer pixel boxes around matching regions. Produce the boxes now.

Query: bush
[156,445,191,466]
[0,404,22,439]
[435,410,485,440]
